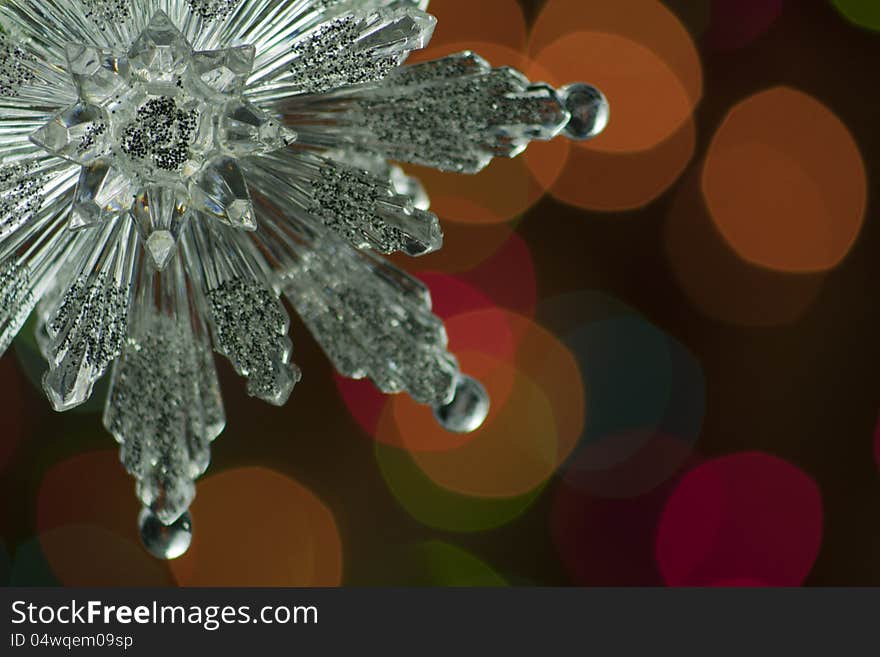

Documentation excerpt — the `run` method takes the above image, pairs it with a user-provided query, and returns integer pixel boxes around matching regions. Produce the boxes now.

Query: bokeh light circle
[537,291,704,499]
[422,232,538,319]
[666,168,825,327]
[531,0,702,151]
[375,437,544,532]
[406,355,558,497]
[702,87,867,273]
[412,0,527,55]
[560,315,705,498]
[38,450,143,541]
[39,525,173,586]
[400,541,507,586]
[552,464,696,585]
[376,310,584,495]
[533,31,694,154]
[353,540,508,586]
[36,449,176,584]
[170,467,342,586]
[831,0,880,32]
[656,452,823,586]
[542,117,696,212]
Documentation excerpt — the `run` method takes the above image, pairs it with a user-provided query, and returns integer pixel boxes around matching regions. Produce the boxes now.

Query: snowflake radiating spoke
[0,0,608,559]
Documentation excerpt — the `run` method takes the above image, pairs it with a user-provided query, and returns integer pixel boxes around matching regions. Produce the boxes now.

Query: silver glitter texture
[81,0,131,25]
[43,272,130,411]
[208,277,301,405]
[0,33,35,97]
[310,160,440,254]
[0,262,33,353]
[0,160,46,236]
[289,15,397,95]
[106,313,224,524]
[187,0,242,20]
[343,52,570,172]
[121,96,199,172]
[285,242,458,406]
[0,0,607,545]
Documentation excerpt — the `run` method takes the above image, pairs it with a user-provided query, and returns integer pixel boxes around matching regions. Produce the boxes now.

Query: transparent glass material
[29,10,293,270]
[0,0,607,549]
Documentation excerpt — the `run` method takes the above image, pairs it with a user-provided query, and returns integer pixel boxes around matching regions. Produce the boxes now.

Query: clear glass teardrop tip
[138,507,193,560]
[433,375,490,434]
[559,83,610,141]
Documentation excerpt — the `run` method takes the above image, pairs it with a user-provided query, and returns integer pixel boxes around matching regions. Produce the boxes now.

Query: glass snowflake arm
[249,187,459,407]
[41,218,137,411]
[246,150,442,256]
[104,249,224,527]
[268,51,609,173]
[246,4,436,97]
[184,219,301,406]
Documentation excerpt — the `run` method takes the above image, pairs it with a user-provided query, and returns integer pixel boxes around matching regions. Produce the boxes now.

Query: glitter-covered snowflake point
[0,0,608,558]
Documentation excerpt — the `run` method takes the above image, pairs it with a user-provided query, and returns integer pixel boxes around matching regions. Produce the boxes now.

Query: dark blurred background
[2,0,879,586]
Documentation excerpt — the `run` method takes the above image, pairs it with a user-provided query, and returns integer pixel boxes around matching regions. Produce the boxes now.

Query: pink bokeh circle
[656,452,823,586]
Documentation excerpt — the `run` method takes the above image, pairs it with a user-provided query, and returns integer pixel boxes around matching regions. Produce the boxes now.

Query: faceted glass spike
[29,103,111,164]
[70,160,135,229]
[191,45,255,95]
[128,10,193,94]
[218,99,295,156]
[131,186,191,269]
[358,10,436,54]
[280,8,437,95]
[189,157,256,230]
[65,43,132,106]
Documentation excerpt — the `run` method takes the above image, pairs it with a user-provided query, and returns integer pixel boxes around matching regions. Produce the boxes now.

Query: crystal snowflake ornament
[0,0,608,559]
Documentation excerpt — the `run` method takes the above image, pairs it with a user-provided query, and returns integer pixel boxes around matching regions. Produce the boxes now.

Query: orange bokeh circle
[170,467,342,586]
[379,311,585,496]
[411,0,528,57]
[702,87,867,273]
[667,168,825,327]
[39,525,173,586]
[380,350,516,453]
[404,42,570,225]
[407,356,559,497]
[372,307,519,451]
[38,449,141,541]
[544,117,696,211]
[532,31,696,154]
[37,449,174,585]
[530,0,702,153]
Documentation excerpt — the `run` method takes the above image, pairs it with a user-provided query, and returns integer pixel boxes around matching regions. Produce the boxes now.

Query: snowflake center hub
[28,9,295,270]
[120,95,201,176]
